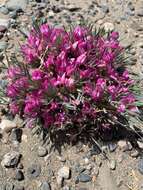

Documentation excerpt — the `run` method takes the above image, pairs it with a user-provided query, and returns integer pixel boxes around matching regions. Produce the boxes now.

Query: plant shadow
[35,115,143,155]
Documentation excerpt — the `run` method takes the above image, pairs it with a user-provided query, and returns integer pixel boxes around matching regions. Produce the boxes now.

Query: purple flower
[32,69,43,80]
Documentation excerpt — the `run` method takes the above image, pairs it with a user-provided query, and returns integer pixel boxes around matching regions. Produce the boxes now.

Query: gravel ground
[0,0,143,189]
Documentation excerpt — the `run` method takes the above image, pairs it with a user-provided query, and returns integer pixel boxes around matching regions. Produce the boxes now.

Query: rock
[48,10,55,18]
[40,182,51,190]
[6,0,28,11]
[0,41,8,52]
[136,8,143,17]
[128,2,135,11]
[14,186,24,190]
[15,170,24,181]
[58,166,70,179]
[78,173,92,183]
[138,158,143,175]
[27,164,41,179]
[109,160,116,170]
[0,7,9,14]
[101,5,109,13]
[137,141,143,149]
[52,5,61,13]
[9,11,17,19]
[5,183,14,190]
[0,26,7,33]
[103,22,114,32]
[10,128,22,142]
[0,19,10,29]
[130,150,139,158]
[108,143,117,152]
[37,3,46,9]
[63,186,70,190]
[67,4,80,12]
[38,146,47,157]
[118,140,132,151]
[0,119,17,133]
[84,158,89,165]
[1,151,20,167]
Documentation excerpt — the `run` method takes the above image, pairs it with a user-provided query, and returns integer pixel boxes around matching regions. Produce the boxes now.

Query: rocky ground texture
[0,0,143,189]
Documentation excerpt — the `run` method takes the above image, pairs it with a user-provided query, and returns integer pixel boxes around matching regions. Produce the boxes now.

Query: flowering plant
[1,22,143,142]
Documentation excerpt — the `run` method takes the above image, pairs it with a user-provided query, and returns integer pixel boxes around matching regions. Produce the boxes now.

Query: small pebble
[103,22,114,32]
[0,7,9,14]
[14,186,24,190]
[1,151,20,167]
[40,182,51,190]
[67,4,80,12]
[130,150,139,158]
[78,173,92,182]
[58,166,70,179]
[63,186,70,190]
[38,146,47,157]
[108,143,117,152]
[138,158,143,175]
[109,160,116,170]
[15,170,24,181]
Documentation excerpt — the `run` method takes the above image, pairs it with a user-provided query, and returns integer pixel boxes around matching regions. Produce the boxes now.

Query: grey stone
[48,10,55,18]
[14,186,24,190]
[63,186,70,190]
[67,4,80,12]
[0,7,9,14]
[15,170,24,181]
[27,164,41,178]
[138,158,143,175]
[0,19,10,29]
[136,8,143,17]
[101,5,109,13]
[0,26,7,33]
[103,22,114,31]
[1,151,20,167]
[38,146,47,157]
[109,160,116,170]
[6,0,28,11]
[9,11,17,19]
[127,2,135,11]
[78,173,92,182]
[130,150,139,158]
[108,143,117,152]
[58,166,70,179]
[40,182,51,190]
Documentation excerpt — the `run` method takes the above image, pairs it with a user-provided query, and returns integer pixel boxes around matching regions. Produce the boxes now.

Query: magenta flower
[5,23,138,134]
[32,69,43,80]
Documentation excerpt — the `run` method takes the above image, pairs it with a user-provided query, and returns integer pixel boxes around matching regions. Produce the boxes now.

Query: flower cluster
[6,24,137,132]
